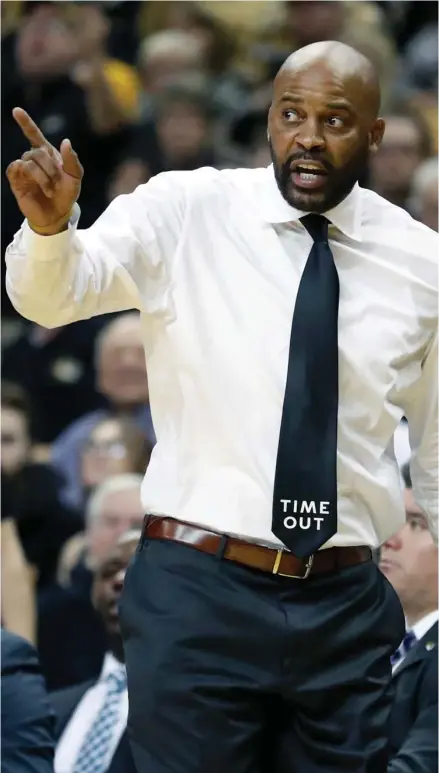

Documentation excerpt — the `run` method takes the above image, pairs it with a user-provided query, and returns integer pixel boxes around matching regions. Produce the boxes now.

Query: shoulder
[52,410,104,451]
[1,628,38,674]
[360,187,439,257]
[50,680,93,735]
[133,166,266,215]
[359,187,438,295]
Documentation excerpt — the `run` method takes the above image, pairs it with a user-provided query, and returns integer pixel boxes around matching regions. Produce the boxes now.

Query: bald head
[268,40,385,214]
[275,41,381,119]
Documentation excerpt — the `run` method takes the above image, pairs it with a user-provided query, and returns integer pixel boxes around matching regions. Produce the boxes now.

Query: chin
[287,188,329,214]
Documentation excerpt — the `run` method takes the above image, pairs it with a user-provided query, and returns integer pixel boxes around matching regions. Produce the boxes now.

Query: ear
[369,118,385,154]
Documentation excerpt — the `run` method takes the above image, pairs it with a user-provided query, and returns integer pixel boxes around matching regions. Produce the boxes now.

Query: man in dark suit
[1,628,56,773]
[380,464,438,773]
[50,530,140,773]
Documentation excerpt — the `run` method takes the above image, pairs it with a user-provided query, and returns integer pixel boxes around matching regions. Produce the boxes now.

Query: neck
[405,604,438,629]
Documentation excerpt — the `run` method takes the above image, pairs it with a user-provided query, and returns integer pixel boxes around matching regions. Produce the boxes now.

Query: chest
[167,214,431,385]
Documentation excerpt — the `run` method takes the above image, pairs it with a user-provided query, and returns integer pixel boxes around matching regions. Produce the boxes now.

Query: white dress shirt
[5,165,438,549]
[54,654,128,773]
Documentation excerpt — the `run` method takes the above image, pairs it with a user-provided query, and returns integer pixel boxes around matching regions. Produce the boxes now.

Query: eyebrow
[279,94,354,112]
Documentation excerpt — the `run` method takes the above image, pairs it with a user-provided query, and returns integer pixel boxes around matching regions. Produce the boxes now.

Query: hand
[6,108,83,234]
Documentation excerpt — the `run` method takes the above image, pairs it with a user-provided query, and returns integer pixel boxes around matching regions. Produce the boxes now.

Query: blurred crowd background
[1,0,438,692]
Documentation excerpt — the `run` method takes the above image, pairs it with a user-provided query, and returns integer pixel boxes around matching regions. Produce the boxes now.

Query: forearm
[5,199,143,326]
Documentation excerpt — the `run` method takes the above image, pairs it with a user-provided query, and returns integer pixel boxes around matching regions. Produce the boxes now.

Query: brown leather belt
[143,516,372,579]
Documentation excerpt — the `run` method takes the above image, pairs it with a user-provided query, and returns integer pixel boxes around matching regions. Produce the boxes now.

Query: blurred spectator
[1,518,36,645]
[2,317,110,444]
[396,3,438,97]
[1,628,56,773]
[58,473,144,585]
[252,1,397,105]
[137,29,206,107]
[52,313,154,512]
[81,416,152,505]
[409,156,439,232]
[1,0,139,315]
[379,467,438,772]
[51,530,140,773]
[109,83,236,199]
[38,475,143,690]
[368,105,432,210]
[2,382,82,589]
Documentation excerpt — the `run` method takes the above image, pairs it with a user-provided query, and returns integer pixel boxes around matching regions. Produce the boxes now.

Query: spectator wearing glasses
[52,313,154,512]
[380,463,438,773]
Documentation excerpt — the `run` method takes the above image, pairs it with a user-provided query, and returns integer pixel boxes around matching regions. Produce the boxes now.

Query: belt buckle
[272,550,314,579]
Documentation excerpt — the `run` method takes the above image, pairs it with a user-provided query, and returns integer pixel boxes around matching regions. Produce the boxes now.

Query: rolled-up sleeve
[5,171,186,328]
[405,333,438,542]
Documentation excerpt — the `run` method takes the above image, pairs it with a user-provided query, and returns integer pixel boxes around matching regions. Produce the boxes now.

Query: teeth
[299,172,319,181]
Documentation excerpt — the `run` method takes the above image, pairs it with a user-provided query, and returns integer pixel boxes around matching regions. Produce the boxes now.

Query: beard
[270,139,370,214]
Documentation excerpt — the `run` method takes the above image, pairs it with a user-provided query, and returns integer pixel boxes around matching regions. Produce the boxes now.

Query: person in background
[2,316,109,444]
[37,475,144,691]
[409,156,438,232]
[380,463,438,773]
[1,517,36,645]
[1,0,138,316]
[51,529,140,773]
[368,104,432,210]
[51,312,154,512]
[137,28,206,111]
[80,416,152,507]
[108,83,236,200]
[1,628,56,773]
[1,382,82,590]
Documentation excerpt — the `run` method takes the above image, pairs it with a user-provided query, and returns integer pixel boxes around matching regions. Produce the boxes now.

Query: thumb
[60,138,83,180]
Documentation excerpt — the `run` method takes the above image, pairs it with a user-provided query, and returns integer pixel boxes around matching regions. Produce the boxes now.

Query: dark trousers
[119,536,405,773]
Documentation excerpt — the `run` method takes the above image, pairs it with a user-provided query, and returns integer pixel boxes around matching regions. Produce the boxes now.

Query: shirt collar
[259,165,363,242]
[100,652,126,682]
[411,609,439,641]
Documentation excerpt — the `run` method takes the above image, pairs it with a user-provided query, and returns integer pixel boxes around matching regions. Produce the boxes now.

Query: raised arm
[5,108,185,327]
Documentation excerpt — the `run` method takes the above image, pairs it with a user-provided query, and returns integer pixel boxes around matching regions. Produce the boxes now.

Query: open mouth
[291,163,329,190]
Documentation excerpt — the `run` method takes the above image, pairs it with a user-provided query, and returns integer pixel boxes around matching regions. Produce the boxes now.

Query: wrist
[28,210,73,236]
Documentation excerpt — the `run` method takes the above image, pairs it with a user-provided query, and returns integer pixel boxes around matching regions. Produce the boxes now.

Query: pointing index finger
[13,107,50,148]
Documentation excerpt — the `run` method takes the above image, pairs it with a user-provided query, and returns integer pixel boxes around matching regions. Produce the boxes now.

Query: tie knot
[300,214,329,244]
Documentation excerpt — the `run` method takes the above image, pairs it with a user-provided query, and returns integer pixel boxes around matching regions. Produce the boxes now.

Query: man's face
[98,317,148,408]
[369,116,424,198]
[268,61,383,213]
[1,407,31,475]
[380,489,438,615]
[157,102,208,162]
[93,537,139,642]
[17,5,77,80]
[87,487,144,566]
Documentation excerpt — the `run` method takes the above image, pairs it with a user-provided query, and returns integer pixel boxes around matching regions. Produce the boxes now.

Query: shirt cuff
[20,204,81,262]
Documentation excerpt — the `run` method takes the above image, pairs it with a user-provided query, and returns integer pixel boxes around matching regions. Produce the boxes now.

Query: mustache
[285,152,334,174]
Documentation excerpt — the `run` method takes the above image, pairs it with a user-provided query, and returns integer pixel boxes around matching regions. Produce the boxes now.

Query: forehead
[273,60,366,115]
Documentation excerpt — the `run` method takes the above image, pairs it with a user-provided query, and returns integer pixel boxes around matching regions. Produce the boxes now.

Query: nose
[295,119,326,152]
[382,526,405,552]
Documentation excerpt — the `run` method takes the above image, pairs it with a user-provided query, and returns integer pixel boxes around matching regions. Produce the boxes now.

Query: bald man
[5,41,438,773]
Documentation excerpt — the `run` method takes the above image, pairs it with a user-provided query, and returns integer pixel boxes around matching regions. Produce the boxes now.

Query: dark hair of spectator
[1,381,32,429]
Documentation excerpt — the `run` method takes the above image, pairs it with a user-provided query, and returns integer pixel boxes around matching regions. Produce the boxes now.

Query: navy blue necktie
[272,215,340,557]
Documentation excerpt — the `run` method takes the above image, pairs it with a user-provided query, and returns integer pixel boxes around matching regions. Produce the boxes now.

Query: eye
[326,115,345,128]
[282,109,300,122]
